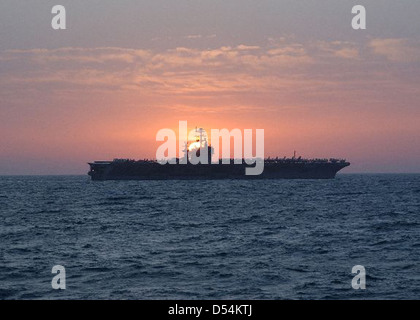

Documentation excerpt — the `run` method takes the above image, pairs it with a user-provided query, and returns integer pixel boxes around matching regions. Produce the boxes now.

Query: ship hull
[88,161,350,181]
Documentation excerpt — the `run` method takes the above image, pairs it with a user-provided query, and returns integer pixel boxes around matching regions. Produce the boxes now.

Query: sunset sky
[1,0,419,174]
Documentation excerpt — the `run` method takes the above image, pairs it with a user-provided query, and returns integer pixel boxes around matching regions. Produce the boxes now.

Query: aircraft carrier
[88,129,350,180]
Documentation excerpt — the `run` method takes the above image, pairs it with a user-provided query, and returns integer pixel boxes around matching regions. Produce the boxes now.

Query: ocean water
[0,174,419,300]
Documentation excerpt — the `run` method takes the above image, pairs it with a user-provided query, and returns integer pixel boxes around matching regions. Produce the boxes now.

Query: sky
[0,0,419,174]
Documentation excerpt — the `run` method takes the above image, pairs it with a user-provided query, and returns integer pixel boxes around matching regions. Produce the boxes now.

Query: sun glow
[188,141,201,152]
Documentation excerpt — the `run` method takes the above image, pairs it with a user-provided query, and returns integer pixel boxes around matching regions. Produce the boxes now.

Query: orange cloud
[369,38,420,62]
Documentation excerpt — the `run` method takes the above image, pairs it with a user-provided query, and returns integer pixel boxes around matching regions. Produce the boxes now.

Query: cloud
[236,44,260,51]
[334,48,359,59]
[315,41,360,60]
[186,34,202,39]
[369,38,420,62]
[0,43,316,95]
[0,38,417,100]
[184,34,217,40]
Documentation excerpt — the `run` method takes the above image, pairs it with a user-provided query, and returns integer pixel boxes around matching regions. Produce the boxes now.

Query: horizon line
[1,172,420,177]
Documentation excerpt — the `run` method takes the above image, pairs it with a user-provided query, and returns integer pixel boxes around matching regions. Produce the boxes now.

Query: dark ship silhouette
[88,128,350,180]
